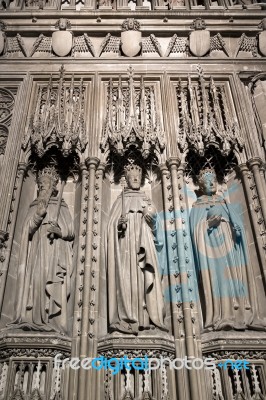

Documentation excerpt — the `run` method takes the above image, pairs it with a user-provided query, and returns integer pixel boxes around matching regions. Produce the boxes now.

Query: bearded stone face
[126,169,142,190]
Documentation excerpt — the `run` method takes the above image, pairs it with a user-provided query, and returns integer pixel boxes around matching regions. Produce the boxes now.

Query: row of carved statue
[1,18,266,58]
[4,161,266,337]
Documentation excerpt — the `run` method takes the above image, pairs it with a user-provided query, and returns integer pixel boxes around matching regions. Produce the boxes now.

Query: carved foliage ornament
[23,65,87,157]
[176,67,243,156]
[101,67,165,158]
[0,88,15,155]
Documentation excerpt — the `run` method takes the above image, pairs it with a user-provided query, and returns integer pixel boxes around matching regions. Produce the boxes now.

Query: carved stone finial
[191,18,206,30]
[121,18,141,31]
[55,18,71,30]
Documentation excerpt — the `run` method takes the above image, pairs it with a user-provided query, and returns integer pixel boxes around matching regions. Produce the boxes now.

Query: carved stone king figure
[9,166,74,334]
[106,163,167,335]
[190,168,266,331]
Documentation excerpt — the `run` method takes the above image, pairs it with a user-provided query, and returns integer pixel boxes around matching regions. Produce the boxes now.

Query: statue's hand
[233,223,242,238]
[143,205,157,229]
[36,200,47,217]
[207,215,221,229]
[118,216,128,231]
[144,212,156,229]
[47,222,62,239]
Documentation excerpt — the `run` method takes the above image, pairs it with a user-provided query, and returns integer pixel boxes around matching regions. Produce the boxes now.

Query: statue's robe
[11,197,74,334]
[106,189,167,334]
[190,194,265,331]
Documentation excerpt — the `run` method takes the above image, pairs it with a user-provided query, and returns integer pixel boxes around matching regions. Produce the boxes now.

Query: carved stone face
[200,172,217,196]
[58,19,67,30]
[38,176,53,196]
[128,19,134,30]
[126,169,142,190]
[194,18,203,30]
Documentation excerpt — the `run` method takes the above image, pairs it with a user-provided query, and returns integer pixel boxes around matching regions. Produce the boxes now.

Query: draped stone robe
[190,194,265,331]
[11,197,74,334]
[106,189,167,334]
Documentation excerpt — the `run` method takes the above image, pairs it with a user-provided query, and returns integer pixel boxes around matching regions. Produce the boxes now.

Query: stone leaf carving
[210,33,229,57]
[121,18,141,57]
[99,33,120,57]
[72,33,95,57]
[30,34,52,57]
[165,34,188,57]
[142,34,163,57]
[3,34,27,57]
[234,33,258,57]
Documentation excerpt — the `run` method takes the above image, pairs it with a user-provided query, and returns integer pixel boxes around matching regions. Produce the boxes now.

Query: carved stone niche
[98,152,172,339]
[98,336,176,399]
[0,333,71,399]
[0,152,82,338]
[185,149,266,335]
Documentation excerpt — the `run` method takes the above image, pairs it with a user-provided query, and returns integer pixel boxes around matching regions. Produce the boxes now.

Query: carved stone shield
[0,32,5,55]
[121,30,142,57]
[52,31,72,57]
[259,31,266,56]
[189,30,210,57]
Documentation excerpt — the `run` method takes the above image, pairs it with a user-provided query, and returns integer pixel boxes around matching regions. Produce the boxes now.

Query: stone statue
[106,163,167,334]
[9,166,74,334]
[190,168,266,331]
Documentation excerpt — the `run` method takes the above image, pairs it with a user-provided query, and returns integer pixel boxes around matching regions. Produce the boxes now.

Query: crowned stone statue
[9,166,74,334]
[105,162,167,335]
[190,168,266,331]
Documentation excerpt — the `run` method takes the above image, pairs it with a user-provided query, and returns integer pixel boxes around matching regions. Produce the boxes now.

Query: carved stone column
[160,163,189,400]
[78,156,99,400]
[68,162,88,400]
[87,162,105,399]
[238,163,266,275]
[248,157,266,229]
[167,157,205,400]
[0,162,26,315]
